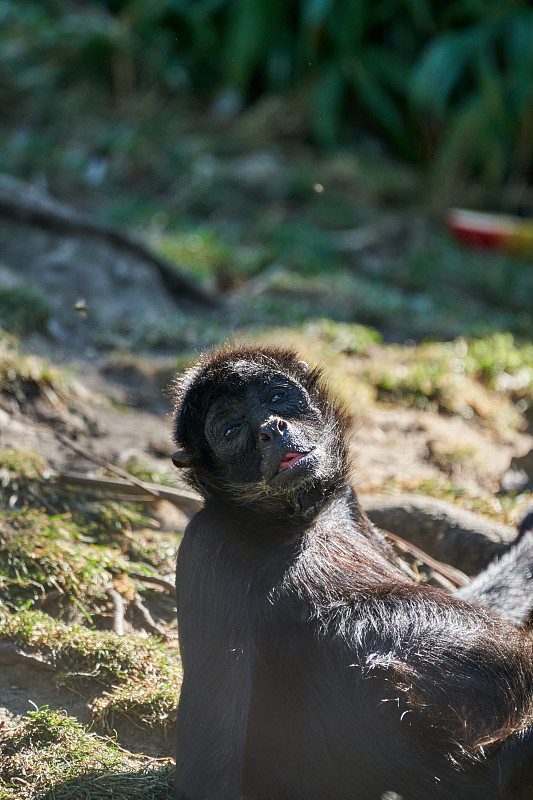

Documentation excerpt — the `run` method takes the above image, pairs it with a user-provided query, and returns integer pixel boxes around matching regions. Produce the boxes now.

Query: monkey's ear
[171,450,194,468]
[297,360,309,373]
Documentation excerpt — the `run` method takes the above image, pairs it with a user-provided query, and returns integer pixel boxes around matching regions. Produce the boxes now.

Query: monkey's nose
[259,417,287,441]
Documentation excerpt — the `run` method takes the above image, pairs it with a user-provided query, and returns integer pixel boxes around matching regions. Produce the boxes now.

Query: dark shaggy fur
[172,346,533,800]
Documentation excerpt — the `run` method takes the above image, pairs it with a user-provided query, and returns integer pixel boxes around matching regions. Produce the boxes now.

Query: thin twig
[55,470,202,514]
[382,528,469,588]
[133,594,169,638]
[128,570,176,595]
[106,586,126,636]
[56,435,161,497]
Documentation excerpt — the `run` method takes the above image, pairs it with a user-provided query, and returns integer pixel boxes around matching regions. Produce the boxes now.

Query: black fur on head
[172,345,350,514]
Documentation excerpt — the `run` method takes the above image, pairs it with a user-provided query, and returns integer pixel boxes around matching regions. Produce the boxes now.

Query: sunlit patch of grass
[0,332,105,424]
[361,336,531,437]
[0,509,134,613]
[1,610,181,731]
[0,705,173,800]
[465,333,533,396]
[303,319,382,356]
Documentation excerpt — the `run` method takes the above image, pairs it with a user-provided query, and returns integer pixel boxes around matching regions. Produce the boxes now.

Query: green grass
[0,706,174,799]
[0,332,102,418]
[0,509,134,613]
[1,610,181,733]
[0,286,51,335]
[359,334,532,436]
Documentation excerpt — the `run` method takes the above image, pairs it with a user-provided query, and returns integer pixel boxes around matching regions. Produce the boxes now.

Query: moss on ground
[360,333,533,437]
[0,333,106,438]
[1,610,181,732]
[0,706,174,799]
[0,286,51,336]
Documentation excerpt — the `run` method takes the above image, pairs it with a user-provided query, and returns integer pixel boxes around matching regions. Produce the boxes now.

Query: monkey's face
[203,372,326,492]
[173,348,348,510]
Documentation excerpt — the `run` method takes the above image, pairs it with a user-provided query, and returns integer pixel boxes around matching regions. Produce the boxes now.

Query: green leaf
[353,59,411,153]
[302,0,336,28]
[311,61,344,146]
[410,26,492,115]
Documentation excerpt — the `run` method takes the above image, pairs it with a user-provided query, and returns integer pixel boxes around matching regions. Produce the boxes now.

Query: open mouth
[278,451,310,472]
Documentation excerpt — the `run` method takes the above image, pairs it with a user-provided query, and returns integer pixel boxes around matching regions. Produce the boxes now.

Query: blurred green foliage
[0,0,532,187]
[0,286,50,335]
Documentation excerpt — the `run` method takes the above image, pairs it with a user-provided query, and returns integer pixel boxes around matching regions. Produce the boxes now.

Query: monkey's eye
[270,390,286,403]
[224,423,241,437]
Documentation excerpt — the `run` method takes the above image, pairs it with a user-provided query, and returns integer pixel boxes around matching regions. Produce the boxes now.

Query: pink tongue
[278,453,304,472]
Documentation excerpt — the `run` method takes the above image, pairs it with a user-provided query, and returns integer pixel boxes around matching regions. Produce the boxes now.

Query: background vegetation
[2,0,533,197]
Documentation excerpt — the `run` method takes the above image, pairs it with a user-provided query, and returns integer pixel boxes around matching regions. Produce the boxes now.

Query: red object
[447,208,533,254]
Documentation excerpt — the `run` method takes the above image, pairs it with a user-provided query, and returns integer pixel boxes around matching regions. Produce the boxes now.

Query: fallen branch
[56,435,161,497]
[0,174,219,309]
[128,570,176,595]
[382,528,469,588]
[55,470,202,515]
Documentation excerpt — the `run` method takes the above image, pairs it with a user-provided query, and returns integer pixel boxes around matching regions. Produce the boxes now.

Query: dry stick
[56,434,161,497]
[0,175,219,309]
[382,528,469,588]
[132,594,169,638]
[106,586,126,636]
[56,470,202,515]
[128,570,176,595]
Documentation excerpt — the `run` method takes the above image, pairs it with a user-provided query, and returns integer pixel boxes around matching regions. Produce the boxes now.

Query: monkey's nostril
[260,417,286,441]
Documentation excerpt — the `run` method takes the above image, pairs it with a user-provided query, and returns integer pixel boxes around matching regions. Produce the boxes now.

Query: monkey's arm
[175,648,252,800]
[175,518,253,800]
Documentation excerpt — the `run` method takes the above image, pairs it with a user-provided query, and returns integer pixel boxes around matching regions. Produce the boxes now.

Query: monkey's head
[172,346,349,515]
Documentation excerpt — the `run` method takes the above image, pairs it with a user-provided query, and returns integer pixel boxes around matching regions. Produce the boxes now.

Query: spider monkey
[171,346,533,800]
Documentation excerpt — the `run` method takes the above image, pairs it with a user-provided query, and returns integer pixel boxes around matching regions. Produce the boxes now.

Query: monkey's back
[242,588,533,800]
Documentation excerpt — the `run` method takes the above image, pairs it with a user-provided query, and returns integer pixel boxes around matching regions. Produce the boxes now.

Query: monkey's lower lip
[277,451,311,473]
